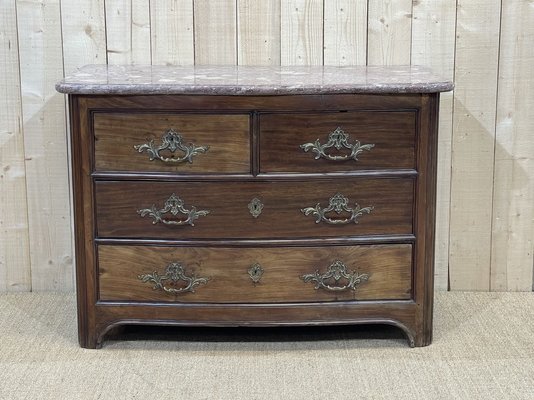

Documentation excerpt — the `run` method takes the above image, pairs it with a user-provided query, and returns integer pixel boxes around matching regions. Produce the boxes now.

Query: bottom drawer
[98,244,412,303]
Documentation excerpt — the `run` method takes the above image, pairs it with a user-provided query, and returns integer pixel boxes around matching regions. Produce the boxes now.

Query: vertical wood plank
[105,0,151,64]
[411,0,456,290]
[368,0,412,65]
[237,0,280,66]
[5,0,533,293]
[491,0,534,291]
[0,0,31,291]
[323,0,367,66]
[449,0,501,291]
[194,0,237,65]
[60,1,106,291]
[60,0,106,74]
[281,0,323,65]
[150,0,194,65]
[17,0,72,291]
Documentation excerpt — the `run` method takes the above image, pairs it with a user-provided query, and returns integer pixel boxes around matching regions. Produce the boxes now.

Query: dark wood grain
[98,244,412,303]
[412,93,440,347]
[92,169,418,181]
[69,96,88,347]
[66,91,440,349]
[83,93,423,112]
[94,113,250,173]
[71,96,99,349]
[95,178,414,239]
[90,301,419,349]
[95,234,416,247]
[260,111,416,173]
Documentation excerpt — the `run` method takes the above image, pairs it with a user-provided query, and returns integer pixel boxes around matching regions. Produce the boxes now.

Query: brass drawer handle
[138,262,209,294]
[301,260,369,292]
[300,127,374,161]
[137,193,210,226]
[301,193,373,225]
[134,128,209,163]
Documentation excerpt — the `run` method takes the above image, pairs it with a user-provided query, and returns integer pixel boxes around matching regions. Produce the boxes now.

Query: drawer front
[259,111,416,173]
[95,178,414,239]
[98,244,413,303]
[93,113,250,173]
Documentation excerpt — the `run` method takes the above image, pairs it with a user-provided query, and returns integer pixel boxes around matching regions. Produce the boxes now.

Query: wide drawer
[98,244,413,303]
[95,178,414,239]
[93,113,250,173]
[259,111,416,173]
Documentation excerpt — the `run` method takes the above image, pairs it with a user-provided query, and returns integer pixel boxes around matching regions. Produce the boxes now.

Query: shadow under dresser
[56,65,453,348]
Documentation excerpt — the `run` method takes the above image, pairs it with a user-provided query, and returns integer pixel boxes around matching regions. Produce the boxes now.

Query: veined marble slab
[56,65,453,95]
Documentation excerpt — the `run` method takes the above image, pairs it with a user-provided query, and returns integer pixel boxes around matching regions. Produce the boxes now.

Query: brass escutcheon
[248,197,264,218]
[248,263,264,284]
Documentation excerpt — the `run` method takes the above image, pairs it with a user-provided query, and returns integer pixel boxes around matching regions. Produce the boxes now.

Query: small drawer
[98,244,413,303]
[93,113,250,174]
[95,178,414,240]
[259,111,416,173]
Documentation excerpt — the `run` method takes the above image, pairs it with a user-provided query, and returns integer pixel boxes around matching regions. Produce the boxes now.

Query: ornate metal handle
[138,262,209,294]
[300,127,374,161]
[301,193,373,225]
[137,193,210,226]
[134,128,209,163]
[301,260,369,292]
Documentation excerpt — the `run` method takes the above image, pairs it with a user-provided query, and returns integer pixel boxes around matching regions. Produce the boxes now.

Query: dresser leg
[412,331,432,347]
[78,330,101,349]
[81,321,128,349]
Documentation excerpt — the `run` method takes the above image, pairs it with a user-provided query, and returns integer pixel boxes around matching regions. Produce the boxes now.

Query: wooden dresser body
[60,66,450,348]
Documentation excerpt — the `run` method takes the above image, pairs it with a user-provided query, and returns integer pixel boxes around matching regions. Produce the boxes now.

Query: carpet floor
[0,292,532,400]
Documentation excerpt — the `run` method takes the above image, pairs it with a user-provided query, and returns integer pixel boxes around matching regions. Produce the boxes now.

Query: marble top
[56,65,453,95]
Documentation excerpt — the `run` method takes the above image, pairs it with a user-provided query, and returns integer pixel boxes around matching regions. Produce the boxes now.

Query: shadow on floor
[106,323,407,347]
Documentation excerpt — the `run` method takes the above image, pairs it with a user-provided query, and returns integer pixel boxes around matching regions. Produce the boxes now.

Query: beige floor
[0,292,533,400]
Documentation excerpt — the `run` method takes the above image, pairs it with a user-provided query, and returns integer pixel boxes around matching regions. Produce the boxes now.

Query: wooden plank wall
[1,0,532,292]
[0,0,31,291]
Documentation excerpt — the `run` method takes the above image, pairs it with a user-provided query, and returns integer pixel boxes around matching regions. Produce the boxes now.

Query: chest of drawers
[57,65,453,348]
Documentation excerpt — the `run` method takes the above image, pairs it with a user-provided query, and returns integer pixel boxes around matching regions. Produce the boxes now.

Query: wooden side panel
[323,0,367,66]
[194,0,237,65]
[411,0,456,290]
[237,0,281,65]
[70,96,99,347]
[150,0,194,65]
[413,94,439,347]
[449,0,501,290]
[281,0,323,65]
[98,244,413,302]
[105,0,151,64]
[17,0,72,291]
[368,0,412,65]
[491,0,534,291]
[0,0,31,291]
